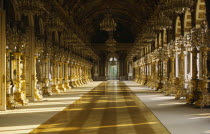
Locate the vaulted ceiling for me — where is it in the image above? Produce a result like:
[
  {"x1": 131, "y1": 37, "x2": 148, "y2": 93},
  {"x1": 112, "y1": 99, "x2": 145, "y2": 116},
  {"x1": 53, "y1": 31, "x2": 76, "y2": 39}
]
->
[{"x1": 61, "y1": 0, "x2": 159, "y2": 44}]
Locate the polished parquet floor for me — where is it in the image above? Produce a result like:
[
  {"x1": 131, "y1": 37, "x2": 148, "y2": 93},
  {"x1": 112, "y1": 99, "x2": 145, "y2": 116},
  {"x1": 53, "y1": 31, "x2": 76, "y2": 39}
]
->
[{"x1": 30, "y1": 81, "x2": 170, "y2": 134}]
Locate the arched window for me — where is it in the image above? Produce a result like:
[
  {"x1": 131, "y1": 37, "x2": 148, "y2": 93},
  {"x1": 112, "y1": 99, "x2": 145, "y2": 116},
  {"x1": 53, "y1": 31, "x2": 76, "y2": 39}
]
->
[
  {"x1": 109, "y1": 56, "x2": 118, "y2": 66},
  {"x1": 108, "y1": 56, "x2": 118, "y2": 62},
  {"x1": 107, "y1": 55, "x2": 119, "y2": 80},
  {"x1": 109, "y1": 57, "x2": 113, "y2": 61}
]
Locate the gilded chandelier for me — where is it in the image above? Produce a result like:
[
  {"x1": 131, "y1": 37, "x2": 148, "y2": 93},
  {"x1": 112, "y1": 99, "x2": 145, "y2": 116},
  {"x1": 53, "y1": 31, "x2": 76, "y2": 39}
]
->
[
  {"x1": 142, "y1": 26, "x2": 156, "y2": 41},
  {"x1": 100, "y1": 12, "x2": 117, "y2": 53},
  {"x1": 6, "y1": 27, "x2": 27, "y2": 53},
  {"x1": 106, "y1": 34, "x2": 117, "y2": 53},
  {"x1": 155, "y1": 12, "x2": 172, "y2": 30},
  {"x1": 16, "y1": 0, "x2": 44, "y2": 15},
  {"x1": 45, "y1": 15, "x2": 64, "y2": 32},
  {"x1": 189, "y1": 21, "x2": 210, "y2": 48},
  {"x1": 35, "y1": 38, "x2": 44, "y2": 56},
  {"x1": 162, "y1": 0, "x2": 194, "y2": 14},
  {"x1": 176, "y1": 36, "x2": 186, "y2": 52},
  {"x1": 100, "y1": 14, "x2": 117, "y2": 32}
]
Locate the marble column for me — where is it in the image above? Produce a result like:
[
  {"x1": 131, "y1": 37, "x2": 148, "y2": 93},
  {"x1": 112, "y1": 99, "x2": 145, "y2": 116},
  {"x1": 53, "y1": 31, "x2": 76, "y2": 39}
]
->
[
  {"x1": 150, "y1": 61, "x2": 154, "y2": 88},
  {"x1": 34, "y1": 55, "x2": 43, "y2": 100},
  {"x1": 195, "y1": 47, "x2": 210, "y2": 107},
  {"x1": 88, "y1": 66, "x2": 92, "y2": 82},
  {"x1": 187, "y1": 47, "x2": 199, "y2": 104},
  {"x1": 162, "y1": 58, "x2": 168, "y2": 92},
  {"x1": 64, "y1": 60, "x2": 71, "y2": 90},
  {"x1": 77, "y1": 63, "x2": 82, "y2": 86},
  {"x1": 78, "y1": 64, "x2": 83, "y2": 85},
  {"x1": 58, "y1": 60, "x2": 66, "y2": 92},
  {"x1": 69, "y1": 62, "x2": 74, "y2": 88},
  {"x1": 157, "y1": 59, "x2": 163, "y2": 90},
  {"x1": 166, "y1": 56, "x2": 176, "y2": 95},
  {"x1": 41, "y1": 56, "x2": 52, "y2": 96},
  {"x1": 138, "y1": 66, "x2": 141, "y2": 84},
  {"x1": 0, "y1": 10, "x2": 6, "y2": 110},
  {"x1": 84, "y1": 66, "x2": 87, "y2": 84},
  {"x1": 175, "y1": 50, "x2": 186, "y2": 99},
  {"x1": 74, "y1": 63, "x2": 79, "y2": 86},
  {"x1": 144, "y1": 58, "x2": 148, "y2": 85},
  {"x1": 154, "y1": 60, "x2": 158, "y2": 89},
  {"x1": 6, "y1": 49, "x2": 16, "y2": 108},
  {"x1": 68, "y1": 60, "x2": 72, "y2": 88},
  {"x1": 146, "y1": 62, "x2": 151, "y2": 87},
  {"x1": 135, "y1": 66, "x2": 138, "y2": 83},
  {"x1": 83, "y1": 66, "x2": 87, "y2": 84},
  {"x1": 71, "y1": 62, "x2": 77, "y2": 87},
  {"x1": 25, "y1": 15, "x2": 37, "y2": 101},
  {"x1": 51, "y1": 58, "x2": 60, "y2": 93}
]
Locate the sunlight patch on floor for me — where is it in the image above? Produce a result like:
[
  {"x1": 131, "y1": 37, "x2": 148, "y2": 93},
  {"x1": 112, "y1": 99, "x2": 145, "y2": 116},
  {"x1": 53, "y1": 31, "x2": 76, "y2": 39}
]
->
[
  {"x1": 30, "y1": 81, "x2": 169, "y2": 134},
  {"x1": 158, "y1": 102, "x2": 185, "y2": 106},
  {"x1": 0, "y1": 81, "x2": 103, "y2": 134},
  {"x1": 205, "y1": 130, "x2": 210, "y2": 133},
  {"x1": 31, "y1": 122, "x2": 159, "y2": 133}
]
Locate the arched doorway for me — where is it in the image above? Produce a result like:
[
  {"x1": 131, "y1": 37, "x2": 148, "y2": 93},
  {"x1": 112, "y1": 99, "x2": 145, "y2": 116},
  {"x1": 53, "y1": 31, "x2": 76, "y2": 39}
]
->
[{"x1": 107, "y1": 55, "x2": 119, "y2": 80}]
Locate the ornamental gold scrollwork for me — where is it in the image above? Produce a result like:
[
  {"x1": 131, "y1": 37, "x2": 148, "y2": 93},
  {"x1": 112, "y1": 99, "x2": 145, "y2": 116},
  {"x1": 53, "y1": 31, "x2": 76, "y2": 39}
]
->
[{"x1": 6, "y1": 26, "x2": 29, "y2": 107}]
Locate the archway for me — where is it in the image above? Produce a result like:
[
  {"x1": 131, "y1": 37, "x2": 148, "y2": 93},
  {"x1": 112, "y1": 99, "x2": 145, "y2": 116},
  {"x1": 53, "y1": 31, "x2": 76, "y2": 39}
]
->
[
  {"x1": 107, "y1": 55, "x2": 119, "y2": 80},
  {"x1": 183, "y1": 9, "x2": 192, "y2": 83}
]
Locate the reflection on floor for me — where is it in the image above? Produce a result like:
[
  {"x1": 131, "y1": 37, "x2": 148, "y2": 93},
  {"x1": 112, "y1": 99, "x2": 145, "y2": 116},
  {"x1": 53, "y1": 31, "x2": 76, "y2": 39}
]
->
[
  {"x1": 30, "y1": 81, "x2": 169, "y2": 134},
  {"x1": 0, "y1": 81, "x2": 102, "y2": 134},
  {"x1": 2, "y1": 81, "x2": 209, "y2": 134},
  {"x1": 124, "y1": 81, "x2": 210, "y2": 134}
]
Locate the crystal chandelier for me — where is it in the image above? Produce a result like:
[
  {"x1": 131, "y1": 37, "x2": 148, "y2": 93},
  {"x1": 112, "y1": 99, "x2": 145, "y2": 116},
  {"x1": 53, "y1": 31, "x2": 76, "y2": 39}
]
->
[
  {"x1": 188, "y1": 21, "x2": 210, "y2": 48},
  {"x1": 110, "y1": 60, "x2": 117, "y2": 66},
  {"x1": 168, "y1": 41, "x2": 176, "y2": 57},
  {"x1": 109, "y1": 56, "x2": 117, "y2": 66},
  {"x1": 142, "y1": 27, "x2": 156, "y2": 41},
  {"x1": 69, "y1": 33, "x2": 80, "y2": 46},
  {"x1": 35, "y1": 38, "x2": 44, "y2": 56},
  {"x1": 154, "y1": 12, "x2": 172, "y2": 30},
  {"x1": 106, "y1": 32, "x2": 117, "y2": 53},
  {"x1": 16, "y1": 0, "x2": 44, "y2": 15},
  {"x1": 176, "y1": 36, "x2": 186, "y2": 51},
  {"x1": 106, "y1": 32, "x2": 116, "y2": 47},
  {"x1": 100, "y1": 14, "x2": 117, "y2": 32},
  {"x1": 6, "y1": 27, "x2": 27, "y2": 53},
  {"x1": 199, "y1": 21, "x2": 210, "y2": 47},
  {"x1": 189, "y1": 28, "x2": 203, "y2": 47},
  {"x1": 63, "y1": 32, "x2": 71, "y2": 43},
  {"x1": 100, "y1": 12, "x2": 117, "y2": 53},
  {"x1": 45, "y1": 15, "x2": 64, "y2": 32},
  {"x1": 162, "y1": 0, "x2": 194, "y2": 14}
]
